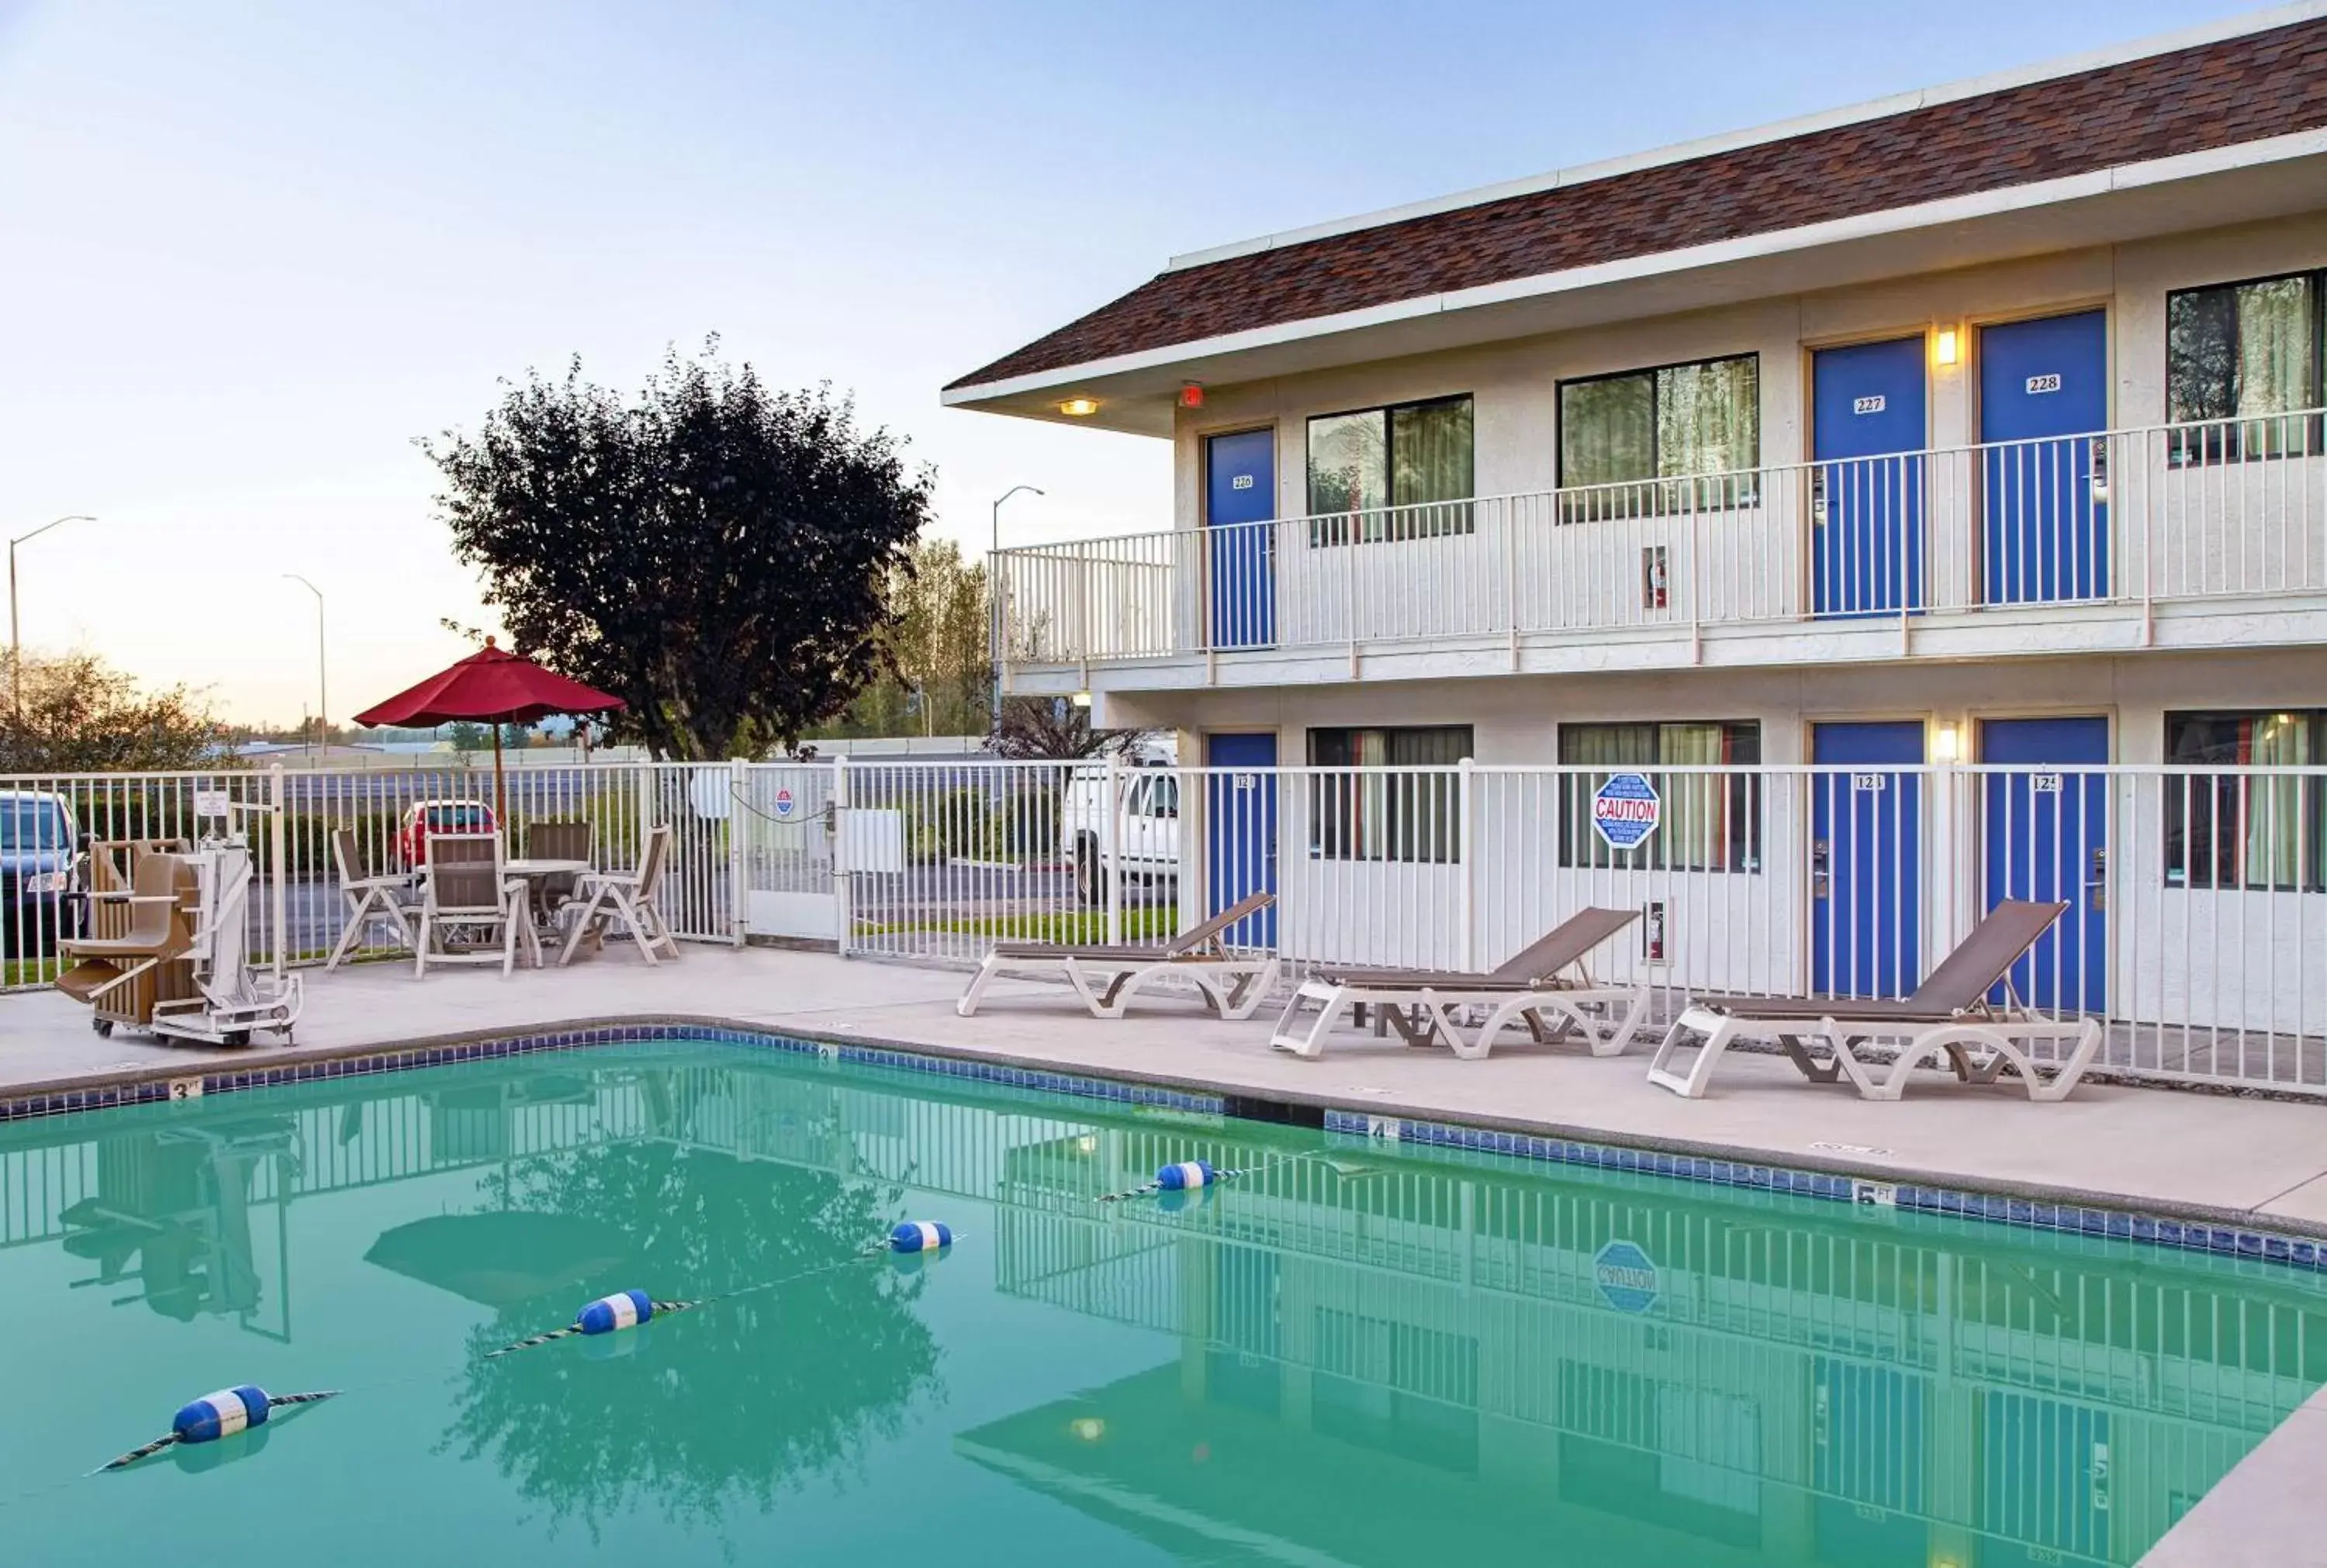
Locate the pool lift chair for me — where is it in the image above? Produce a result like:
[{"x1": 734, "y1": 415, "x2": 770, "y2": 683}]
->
[{"x1": 60, "y1": 803, "x2": 303, "y2": 1048}]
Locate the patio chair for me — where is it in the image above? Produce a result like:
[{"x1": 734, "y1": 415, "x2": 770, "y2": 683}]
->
[
  {"x1": 1644, "y1": 899, "x2": 2104, "y2": 1101},
  {"x1": 326, "y1": 827, "x2": 417, "y2": 971},
  {"x1": 416, "y1": 833, "x2": 535, "y2": 978},
  {"x1": 955, "y1": 890, "x2": 1280, "y2": 1021},
  {"x1": 521, "y1": 818, "x2": 594, "y2": 933},
  {"x1": 55, "y1": 851, "x2": 198, "y2": 1032},
  {"x1": 558, "y1": 824, "x2": 677, "y2": 966},
  {"x1": 1268, "y1": 907, "x2": 1647, "y2": 1061}
]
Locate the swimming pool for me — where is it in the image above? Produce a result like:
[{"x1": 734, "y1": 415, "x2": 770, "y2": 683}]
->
[{"x1": 3, "y1": 1034, "x2": 2318, "y2": 1566}]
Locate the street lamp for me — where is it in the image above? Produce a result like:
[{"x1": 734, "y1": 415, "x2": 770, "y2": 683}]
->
[
  {"x1": 989, "y1": 485, "x2": 1044, "y2": 739},
  {"x1": 9, "y1": 515, "x2": 96, "y2": 714},
  {"x1": 282, "y1": 575, "x2": 326, "y2": 757}
]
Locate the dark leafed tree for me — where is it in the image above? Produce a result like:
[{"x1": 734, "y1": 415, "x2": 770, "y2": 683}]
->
[
  {"x1": 422, "y1": 342, "x2": 934, "y2": 760},
  {"x1": 445, "y1": 1064, "x2": 941, "y2": 1540}
]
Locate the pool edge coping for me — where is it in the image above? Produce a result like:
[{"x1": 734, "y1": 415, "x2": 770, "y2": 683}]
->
[{"x1": 10, "y1": 1009, "x2": 2327, "y2": 1271}]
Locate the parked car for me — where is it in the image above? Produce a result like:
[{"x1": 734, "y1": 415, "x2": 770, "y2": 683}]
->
[
  {"x1": 394, "y1": 799, "x2": 497, "y2": 868},
  {"x1": 0, "y1": 790, "x2": 82, "y2": 961},
  {"x1": 1058, "y1": 744, "x2": 1179, "y2": 906}
]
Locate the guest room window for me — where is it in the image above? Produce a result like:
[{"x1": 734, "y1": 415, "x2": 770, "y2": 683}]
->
[
  {"x1": 1306, "y1": 396, "x2": 1475, "y2": 544},
  {"x1": 2166, "y1": 272, "x2": 2324, "y2": 465},
  {"x1": 1308, "y1": 724, "x2": 1471, "y2": 862},
  {"x1": 1558, "y1": 720, "x2": 1762, "y2": 872},
  {"x1": 2163, "y1": 710, "x2": 2325, "y2": 891},
  {"x1": 1558, "y1": 355, "x2": 1759, "y2": 518}
]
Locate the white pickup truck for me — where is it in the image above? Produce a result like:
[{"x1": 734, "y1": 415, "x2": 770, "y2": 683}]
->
[{"x1": 1057, "y1": 745, "x2": 1179, "y2": 906}]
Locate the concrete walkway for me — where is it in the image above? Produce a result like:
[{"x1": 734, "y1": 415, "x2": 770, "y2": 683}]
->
[{"x1": 9, "y1": 944, "x2": 2327, "y2": 1236}]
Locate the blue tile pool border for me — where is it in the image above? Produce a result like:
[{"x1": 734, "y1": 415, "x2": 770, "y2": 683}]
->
[{"x1": 5, "y1": 1021, "x2": 2324, "y2": 1278}]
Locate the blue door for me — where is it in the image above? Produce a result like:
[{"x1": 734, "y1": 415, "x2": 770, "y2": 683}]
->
[
  {"x1": 1812, "y1": 722, "x2": 1923, "y2": 998},
  {"x1": 1813, "y1": 337, "x2": 1927, "y2": 617},
  {"x1": 1206, "y1": 429, "x2": 1276, "y2": 649},
  {"x1": 1205, "y1": 731, "x2": 1277, "y2": 948},
  {"x1": 1812, "y1": 1359, "x2": 1931, "y2": 1568},
  {"x1": 1980, "y1": 1393, "x2": 2111, "y2": 1566},
  {"x1": 1982, "y1": 717, "x2": 2108, "y2": 1014},
  {"x1": 1980, "y1": 311, "x2": 2109, "y2": 603}
]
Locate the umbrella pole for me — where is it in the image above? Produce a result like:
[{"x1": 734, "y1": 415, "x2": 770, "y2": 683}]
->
[{"x1": 493, "y1": 722, "x2": 507, "y2": 832}]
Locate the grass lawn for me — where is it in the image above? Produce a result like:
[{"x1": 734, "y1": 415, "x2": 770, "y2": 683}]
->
[{"x1": 2, "y1": 958, "x2": 61, "y2": 989}]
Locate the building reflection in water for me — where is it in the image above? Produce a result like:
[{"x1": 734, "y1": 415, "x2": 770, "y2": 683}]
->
[
  {"x1": 969, "y1": 1123, "x2": 2327, "y2": 1568},
  {"x1": 6, "y1": 1052, "x2": 2323, "y2": 1563}
]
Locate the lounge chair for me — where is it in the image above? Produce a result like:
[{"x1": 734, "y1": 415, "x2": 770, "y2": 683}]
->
[
  {"x1": 955, "y1": 890, "x2": 1279, "y2": 1020},
  {"x1": 1268, "y1": 907, "x2": 1646, "y2": 1061},
  {"x1": 56, "y1": 851, "x2": 198, "y2": 1034},
  {"x1": 1644, "y1": 899, "x2": 2104, "y2": 1101},
  {"x1": 326, "y1": 827, "x2": 417, "y2": 971},
  {"x1": 558, "y1": 824, "x2": 677, "y2": 966},
  {"x1": 416, "y1": 833, "x2": 536, "y2": 977}
]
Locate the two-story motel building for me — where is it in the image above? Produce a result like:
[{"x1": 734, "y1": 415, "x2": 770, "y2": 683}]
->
[{"x1": 946, "y1": 8, "x2": 2327, "y2": 1037}]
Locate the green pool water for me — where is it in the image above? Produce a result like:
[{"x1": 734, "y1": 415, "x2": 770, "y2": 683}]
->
[{"x1": 3, "y1": 1038, "x2": 2319, "y2": 1566}]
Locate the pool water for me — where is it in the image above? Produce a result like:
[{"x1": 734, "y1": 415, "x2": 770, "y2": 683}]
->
[{"x1": 3, "y1": 1038, "x2": 2319, "y2": 1566}]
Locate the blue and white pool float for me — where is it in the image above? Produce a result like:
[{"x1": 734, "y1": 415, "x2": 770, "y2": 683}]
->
[
  {"x1": 577, "y1": 1289, "x2": 655, "y2": 1335},
  {"x1": 890, "y1": 1221, "x2": 952, "y2": 1254}
]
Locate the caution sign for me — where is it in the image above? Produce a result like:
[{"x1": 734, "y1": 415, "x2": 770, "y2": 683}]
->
[
  {"x1": 1594, "y1": 1240, "x2": 1659, "y2": 1314},
  {"x1": 1591, "y1": 772, "x2": 1661, "y2": 852}
]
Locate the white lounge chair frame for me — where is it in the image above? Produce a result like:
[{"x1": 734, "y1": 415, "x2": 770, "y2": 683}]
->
[
  {"x1": 326, "y1": 827, "x2": 417, "y2": 971},
  {"x1": 558, "y1": 824, "x2": 678, "y2": 966},
  {"x1": 1269, "y1": 907, "x2": 1648, "y2": 1062},
  {"x1": 956, "y1": 891, "x2": 1278, "y2": 1021},
  {"x1": 415, "y1": 833, "x2": 536, "y2": 978},
  {"x1": 1645, "y1": 900, "x2": 2105, "y2": 1101}
]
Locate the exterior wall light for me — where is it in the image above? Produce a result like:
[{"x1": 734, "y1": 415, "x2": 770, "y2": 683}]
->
[
  {"x1": 1070, "y1": 690, "x2": 1094, "y2": 708},
  {"x1": 1934, "y1": 327, "x2": 1961, "y2": 366},
  {"x1": 1931, "y1": 721, "x2": 1962, "y2": 762},
  {"x1": 1058, "y1": 396, "x2": 1101, "y2": 416}
]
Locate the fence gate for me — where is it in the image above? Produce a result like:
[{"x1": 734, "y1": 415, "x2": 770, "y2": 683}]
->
[{"x1": 736, "y1": 763, "x2": 839, "y2": 941}]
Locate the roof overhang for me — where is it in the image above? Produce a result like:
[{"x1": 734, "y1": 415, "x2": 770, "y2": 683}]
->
[{"x1": 944, "y1": 130, "x2": 2327, "y2": 437}]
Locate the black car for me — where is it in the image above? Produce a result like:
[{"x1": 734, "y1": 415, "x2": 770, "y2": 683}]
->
[{"x1": 1, "y1": 791, "x2": 82, "y2": 965}]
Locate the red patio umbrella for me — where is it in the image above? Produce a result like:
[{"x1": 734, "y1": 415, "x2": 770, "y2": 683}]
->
[{"x1": 353, "y1": 639, "x2": 625, "y2": 823}]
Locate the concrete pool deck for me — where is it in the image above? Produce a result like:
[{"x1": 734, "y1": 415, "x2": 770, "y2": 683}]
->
[
  {"x1": 9, "y1": 943, "x2": 2327, "y2": 1236},
  {"x1": 7, "y1": 944, "x2": 2326, "y2": 1566}
]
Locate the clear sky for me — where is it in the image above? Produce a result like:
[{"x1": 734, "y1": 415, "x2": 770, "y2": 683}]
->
[{"x1": 0, "y1": 0, "x2": 2263, "y2": 723}]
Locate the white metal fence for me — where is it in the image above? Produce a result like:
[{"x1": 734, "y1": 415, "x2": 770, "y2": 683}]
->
[
  {"x1": 6, "y1": 755, "x2": 2322, "y2": 1097},
  {"x1": 831, "y1": 757, "x2": 2327, "y2": 1096},
  {"x1": 993, "y1": 409, "x2": 2327, "y2": 666}
]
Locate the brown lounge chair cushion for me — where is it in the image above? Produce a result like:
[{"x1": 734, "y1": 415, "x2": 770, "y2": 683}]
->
[{"x1": 1309, "y1": 907, "x2": 1642, "y2": 990}]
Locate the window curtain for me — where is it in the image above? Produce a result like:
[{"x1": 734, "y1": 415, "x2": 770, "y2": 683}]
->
[
  {"x1": 1658, "y1": 357, "x2": 1759, "y2": 509},
  {"x1": 1391, "y1": 399, "x2": 1475, "y2": 540},
  {"x1": 2236, "y1": 277, "x2": 2317, "y2": 458},
  {"x1": 1561, "y1": 724, "x2": 1657, "y2": 866},
  {"x1": 1308, "y1": 411, "x2": 1388, "y2": 544},
  {"x1": 1658, "y1": 722, "x2": 1725, "y2": 872},
  {"x1": 2244, "y1": 713, "x2": 2313, "y2": 888},
  {"x1": 1560, "y1": 376, "x2": 1655, "y2": 520},
  {"x1": 2166, "y1": 288, "x2": 2239, "y2": 425},
  {"x1": 1388, "y1": 725, "x2": 1467, "y2": 861}
]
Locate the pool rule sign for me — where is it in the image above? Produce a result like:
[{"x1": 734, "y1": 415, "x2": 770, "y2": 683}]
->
[{"x1": 1590, "y1": 772, "x2": 1661, "y2": 853}]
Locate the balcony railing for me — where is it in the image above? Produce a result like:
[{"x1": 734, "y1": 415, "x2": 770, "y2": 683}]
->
[{"x1": 994, "y1": 410, "x2": 2327, "y2": 670}]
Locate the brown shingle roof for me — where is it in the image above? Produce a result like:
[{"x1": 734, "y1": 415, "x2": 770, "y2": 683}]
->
[{"x1": 949, "y1": 17, "x2": 2327, "y2": 391}]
